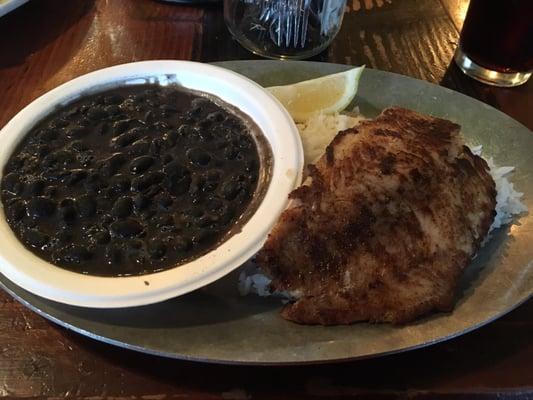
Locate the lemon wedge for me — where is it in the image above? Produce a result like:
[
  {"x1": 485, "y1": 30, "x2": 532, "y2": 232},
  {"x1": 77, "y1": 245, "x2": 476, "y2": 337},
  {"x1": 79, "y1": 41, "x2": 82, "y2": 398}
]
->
[{"x1": 267, "y1": 66, "x2": 364, "y2": 122}]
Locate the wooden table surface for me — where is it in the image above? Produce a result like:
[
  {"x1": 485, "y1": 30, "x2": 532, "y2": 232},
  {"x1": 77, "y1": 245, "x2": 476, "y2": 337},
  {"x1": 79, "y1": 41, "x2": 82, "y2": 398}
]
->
[{"x1": 0, "y1": 0, "x2": 531, "y2": 398}]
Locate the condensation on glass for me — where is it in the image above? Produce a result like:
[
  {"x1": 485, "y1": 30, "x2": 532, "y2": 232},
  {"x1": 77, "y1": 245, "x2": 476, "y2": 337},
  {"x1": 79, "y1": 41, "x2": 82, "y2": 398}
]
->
[{"x1": 224, "y1": 0, "x2": 347, "y2": 60}]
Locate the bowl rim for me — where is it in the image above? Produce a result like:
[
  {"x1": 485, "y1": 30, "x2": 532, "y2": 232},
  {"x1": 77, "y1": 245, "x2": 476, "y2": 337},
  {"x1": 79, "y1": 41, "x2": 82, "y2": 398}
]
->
[{"x1": 0, "y1": 60, "x2": 303, "y2": 308}]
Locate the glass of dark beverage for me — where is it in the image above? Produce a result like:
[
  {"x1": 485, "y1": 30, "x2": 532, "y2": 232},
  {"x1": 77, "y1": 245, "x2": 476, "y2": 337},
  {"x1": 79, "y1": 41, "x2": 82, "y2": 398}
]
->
[{"x1": 454, "y1": 0, "x2": 533, "y2": 87}]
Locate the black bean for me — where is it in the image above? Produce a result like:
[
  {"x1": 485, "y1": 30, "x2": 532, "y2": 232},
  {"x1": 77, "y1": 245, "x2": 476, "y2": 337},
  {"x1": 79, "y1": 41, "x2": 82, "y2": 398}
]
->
[
  {"x1": 191, "y1": 97, "x2": 210, "y2": 108},
  {"x1": 163, "y1": 161, "x2": 188, "y2": 177},
  {"x1": 112, "y1": 119, "x2": 131, "y2": 135},
  {"x1": 187, "y1": 148, "x2": 211, "y2": 166},
  {"x1": 78, "y1": 117, "x2": 92, "y2": 127},
  {"x1": 95, "y1": 122, "x2": 109, "y2": 136},
  {"x1": 83, "y1": 171, "x2": 107, "y2": 193},
  {"x1": 156, "y1": 193, "x2": 173, "y2": 209},
  {"x1": 197, "y1": 213, "x2": 219, "y2": 228},
  {"x1": 129, "y1": 139, "x2": 151, "y2": 157},
  {"x1": 110, "y1": 218, "x2": 143, "y2": 238},
  {"x1": 70, "y1": 140, "x2": 88, "y2": 152},
  {"x1": 76, "y1": 195, "x2": 96, "y2": 217},
  {"x1": 131, "y1": 171, "x2": 164, "y2": 192},
  {"x1": 43, "y1": 186, "x2": 57, "y2": 198},
  {"x1": 238, "y1": 135, "x2": 253, "y2": 149},
  {"x1": 249, "y1": 172, "x2": 258, "y2": 183},
  {"x1": 206, "y1": 197, "x2": 224, "y2": 212},
  {"x1": 57, "y1": 229, "x2": 73, "y2": 243},
  {"x1": 206, "y1": 169, "x2": 222, "y2": 182},
  {"x1": 87, "y1": 106, "x2": 107, "y2": 120},
  {"x1": 55, "y1": 245, "x2": 93, "y2": 264},
  {"x1": 148, "y1": 240, "x2": 166, "y2": 259},
  {"x1": 188, "y1": 207, "x2": 204, "y2": 218},
  {"x1": 160, "y1": 104, "x2": 177, "y2": 113},
  {"x1": 27, "y1": 197, "x2": 56, "y2": 218},
  {"x1": 177, "y1": 124, "x2": 198, "y2": 138},
  {"x1": 62, "y1": 169, "x2": 88, "y2": 186},
  {"x1": 223, "y1": 145, "x2": 239, "y2": 160},
  {"x1": 190, "y1": 195, "x2": 201, "y2": 205},
  {"x1": 37, "y1": 145, "x2": 51, "y2": 157},
  {"x1": 203, "y1": 182, "x2": 217, "y2": 193},
  {"x1": 2, "y1": 172, "x2": 24, "y2": 195},
  {"x1": 111, "y1": 127, "x2": 143, "y2": 148},
  {"x1": 192, "y1": 229, "x2": 214, "y2": 244},
  {"x1": 220, "y1": 181, "x2": 240, "y2": 201},
  {"x1": 197, "y1": 118, "x2": 213, "y2": 129},
  {"x1": 49, "y1": 118, "x2": 69, "y2": 129},
  {"x1": 60, "y1": 198, "x2": 75, "y2": 208},
  {"x1": 24, "y1": 229, "x2": 49, "y2": 248},
  {"x1": 222, "y1": 116, "x2": 243, "y2": 130},
  {"x1": 141, "y1": 209, "x2": 156, "y2": 220},
  {"x1": 64, "y1": 125, "x2": 89, "y2": 138},
  {"x1": 38, "y1": 128, "x2": 59, "y2": 141},
  {"x1": 152, "y1": 121, "x2": 170, "y2": 132},
  {"x1": 130, "y1": 239, "x2": 144, "y2": 249},
  {"x1": 129, "y1": 250, "x2": 148, "y2": 265},
  {"x1": 133, "y1": 193, "x2": 150, "y2": 211},
  {"x1": 206, "y1": 111, "x2": 225, "y2": 123},
  {"x1": 100, "y1": 153, "x2": 127, "y2": 177},
  {"x1": 144, "y1": 185, "x2": 162, "y2": 198},
  {"x1": 77, "y1": 152, "x2": 95, "y2": 167},
  {"x1": 43, "y1": 150, "x2": 75, "y2": 169},
  {"x1": 188, "y1": 175, "x2": 205, "y2": 196},
  {"x1": 111, "y1": 196, "x2": 133, "y2": 219},
  {"x1": 105, "y1": 245, "x2": 122, "y2": 264},
  {"x1": 143, "y1": 110, "x2": 155, "y2": 124},
  {"x1": 59, "y1": 205, "x2": 77, "y2": 222},
  {"x1": 146, "y1": 97, "x2": 160, "y2": 107},
  {"x1": 104, "y1": 105, "x2": 120, "y2": 116},
  {"x1": 102, "y1": 94, "x2": 122, "y2": 105},
  {"x1": 149, "y1": 138, "x2": 164, "y2": 155},
  {"x1": 107, "y1": 174, "x2": 130, "y2": 197},
  {"x1": 94, "y1": 230, "x2": 110, "y2": 245},
  {"x1": 174, "y1": 235, "x2": 191, "y2": 251},
  {"x1": 130, "y1": 156, "x2": 154, "y2": 175},
  {"x1": 154, "y1": 214, "x2": 174, "y2": 228},
  {"x1": 6, "y1": 200, "x2": 26, "y2": 222},
  {"x1": 79, "y1": 104, "x2": 90, "y2": 113},
  {"x1": 119, "y1": 97, "x2": 136, "y2": 112},
  {"x1": 162, "y1": 130, "x2": 179, "y2": 147}
]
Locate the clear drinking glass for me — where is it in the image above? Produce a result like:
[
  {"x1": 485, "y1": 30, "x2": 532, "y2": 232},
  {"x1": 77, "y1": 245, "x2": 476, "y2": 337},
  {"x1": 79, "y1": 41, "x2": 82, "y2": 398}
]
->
[
  {"x1": 224, "y1": 0, "x2": 347, "y2": 60},
  {"x1": 454, "y1": 0, "x2": 533, "y2": 87}
]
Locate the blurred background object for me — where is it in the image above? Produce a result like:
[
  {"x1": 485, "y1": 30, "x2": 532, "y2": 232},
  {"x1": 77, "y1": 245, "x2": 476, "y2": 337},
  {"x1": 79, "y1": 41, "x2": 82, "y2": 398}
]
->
[
  {"x1": 224, "y1": 0, "x2": 347, "y2": 59},
  {"x1": 159, "y1": 0, "x2": 221, "y2": 4},
  {"x1": 0, "y1": 0, "x2": 29, "y2": 18}
]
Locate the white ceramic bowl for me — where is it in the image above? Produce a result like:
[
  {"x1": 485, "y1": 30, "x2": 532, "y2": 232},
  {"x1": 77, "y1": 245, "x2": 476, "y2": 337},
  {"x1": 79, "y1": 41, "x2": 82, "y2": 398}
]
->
[{"x1": 0, "y1": 60, "x2": 303, "y2": 308}]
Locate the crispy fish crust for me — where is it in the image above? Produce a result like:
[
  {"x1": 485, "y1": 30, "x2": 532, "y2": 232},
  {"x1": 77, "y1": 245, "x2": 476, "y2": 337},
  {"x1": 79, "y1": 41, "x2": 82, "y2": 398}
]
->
[{"x1": 256, "y1": 107, "x2": 496, "y2": 325}]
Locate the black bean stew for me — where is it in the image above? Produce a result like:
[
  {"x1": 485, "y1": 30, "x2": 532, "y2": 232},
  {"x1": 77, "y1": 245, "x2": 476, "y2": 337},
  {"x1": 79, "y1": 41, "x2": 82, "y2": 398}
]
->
[{"x1": 1, "y1": 84, "x2": 271, "y2": 276}]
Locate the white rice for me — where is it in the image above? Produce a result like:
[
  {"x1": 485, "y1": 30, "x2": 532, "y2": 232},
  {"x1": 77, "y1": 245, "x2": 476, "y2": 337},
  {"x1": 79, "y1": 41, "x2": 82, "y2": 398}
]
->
[
  {"x1": 297, "y1": 111, "x2": 366, "y2": 165},
  {"x1": 238, "y1": 117, "x2": 528, "y2": 298}
]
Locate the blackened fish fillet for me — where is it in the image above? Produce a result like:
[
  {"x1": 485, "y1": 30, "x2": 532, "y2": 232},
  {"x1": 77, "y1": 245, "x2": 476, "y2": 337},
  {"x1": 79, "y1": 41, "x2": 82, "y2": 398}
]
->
[{"x1": 257, "y1": 107, "x2": 496, "y2": 325}]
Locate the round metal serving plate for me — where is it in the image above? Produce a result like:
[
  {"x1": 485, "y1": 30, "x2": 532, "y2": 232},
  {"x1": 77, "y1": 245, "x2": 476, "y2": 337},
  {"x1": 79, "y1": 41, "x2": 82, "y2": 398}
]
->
[{"x1": 1, "y1": 61, "x2": 532, "y2": 365}]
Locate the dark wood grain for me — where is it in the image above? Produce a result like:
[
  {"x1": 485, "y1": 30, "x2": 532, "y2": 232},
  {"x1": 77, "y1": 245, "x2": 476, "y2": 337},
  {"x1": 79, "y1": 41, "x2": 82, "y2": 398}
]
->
[
  {"x1": 0, "y1": 0, "x2": 531, "y2": 398},
  {"x1": 0, "y1": 0, "x2": 204, "y2": 128}
]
